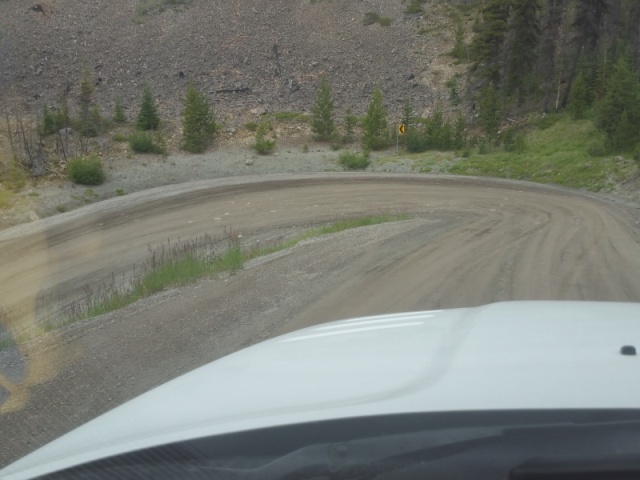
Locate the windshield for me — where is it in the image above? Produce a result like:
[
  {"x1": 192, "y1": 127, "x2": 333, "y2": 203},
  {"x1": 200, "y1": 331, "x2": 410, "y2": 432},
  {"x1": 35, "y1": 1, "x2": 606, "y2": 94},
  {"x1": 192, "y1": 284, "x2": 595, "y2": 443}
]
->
[{"x1": 2, "y1": 0, "x2": 640, "y2": 478}]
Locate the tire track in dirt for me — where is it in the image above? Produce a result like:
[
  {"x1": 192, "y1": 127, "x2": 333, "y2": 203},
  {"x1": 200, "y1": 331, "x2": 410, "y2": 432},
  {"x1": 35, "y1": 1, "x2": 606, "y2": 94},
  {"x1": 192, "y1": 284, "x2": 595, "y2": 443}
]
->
[{"x1": 1, "y1": 173, "x2": 640, "y2": 467}]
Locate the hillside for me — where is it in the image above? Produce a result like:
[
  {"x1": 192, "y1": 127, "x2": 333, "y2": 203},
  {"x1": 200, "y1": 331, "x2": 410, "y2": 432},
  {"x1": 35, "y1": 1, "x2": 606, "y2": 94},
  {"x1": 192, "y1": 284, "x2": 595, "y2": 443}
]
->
[{"x1": 0, "y1": 0, "x2": 467, "y2": 120}]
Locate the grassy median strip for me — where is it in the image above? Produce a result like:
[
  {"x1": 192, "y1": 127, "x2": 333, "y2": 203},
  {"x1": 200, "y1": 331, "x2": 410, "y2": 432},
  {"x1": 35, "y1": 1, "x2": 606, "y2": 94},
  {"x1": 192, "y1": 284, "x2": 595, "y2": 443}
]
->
[{"x1": 59, "y1": 214, "x2": 408, "y2": 325}]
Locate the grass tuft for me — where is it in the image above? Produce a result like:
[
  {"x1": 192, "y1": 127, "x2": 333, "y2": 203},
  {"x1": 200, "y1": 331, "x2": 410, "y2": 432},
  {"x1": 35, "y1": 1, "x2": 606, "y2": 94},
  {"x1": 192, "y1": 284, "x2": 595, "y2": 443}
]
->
[
  {"x1": 449, "y1": 115, "x2": 633, "y2": 191},
  {"x1": 57, "y1": 215, "x2": 409, "y2": 326}
]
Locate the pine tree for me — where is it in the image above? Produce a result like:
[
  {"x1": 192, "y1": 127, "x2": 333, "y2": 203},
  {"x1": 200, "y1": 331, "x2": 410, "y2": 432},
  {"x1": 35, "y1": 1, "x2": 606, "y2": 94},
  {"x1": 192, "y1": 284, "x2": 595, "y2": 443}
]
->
[
  {"x1": 479, "y1": 85, "x2": 501, "y2": 140},
  {"x1": 78, "y1": 66, "x2": 99, "y2": 137},
  {"x1": 311, "y1": 76, "x2": 336, "y2": 141},
  {"x1": 181, "y1": 83, "x2": 216, "y2": 153},
  {"x1": 136, "y1": 83, "x2": 160, "y2": 130},
  {"x1": 342, "y1": 107, "x2": 357, "y2": 144},
  {"x1": 596, "y1": 56, "x2": 640, "y2": 150},
  {"x1": 613, "y1": 109, "x2": 640, "y2": 151},
  {"x1": 507, "y1": 0, "x2": 541, "y2": 104},
  {"x1": 113, "y1": 97, "x2": 127, "y2": 124},
  {"x1": 453, "y1": 112, "x2": 466, "y2": 149},
  {"x1": 426, "y1": 108, "x2": 444, "y2": 149},
  {"x1": 401, "y1": 98, "x2": 414, "y2": 131},
  {"x1": 252, "y1": 120, "x2": 276, "y2": 154},
  {"x1": 568, "y1": 71, "x2": 589, "y2": 119},
  {"x1": 40, "y1": 105, "x2": 55, "y2": 136},
  {"x1": 470, "y1": 0, "x2": 513, "y2": 85},
  {"x1": 362, "y1": 87, "x2": 389, "y2": 151},
  {"x1": 539, "y1": 0, "x2": 564, "y2": 112}
]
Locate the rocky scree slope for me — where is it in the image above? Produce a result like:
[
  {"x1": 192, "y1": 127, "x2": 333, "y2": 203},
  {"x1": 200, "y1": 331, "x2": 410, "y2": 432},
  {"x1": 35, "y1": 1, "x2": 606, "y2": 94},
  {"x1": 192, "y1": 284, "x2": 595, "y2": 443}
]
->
[{"x1": 0, "y1": 0, "x2": 465, "y2": 121}]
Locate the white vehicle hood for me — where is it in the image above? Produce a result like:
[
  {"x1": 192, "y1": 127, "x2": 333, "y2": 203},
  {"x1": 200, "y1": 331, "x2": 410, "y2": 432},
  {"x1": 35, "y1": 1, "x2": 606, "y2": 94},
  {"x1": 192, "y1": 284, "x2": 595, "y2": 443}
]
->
[{"x1": 2, "y1": 301, "x2": 640, "y2": 479}]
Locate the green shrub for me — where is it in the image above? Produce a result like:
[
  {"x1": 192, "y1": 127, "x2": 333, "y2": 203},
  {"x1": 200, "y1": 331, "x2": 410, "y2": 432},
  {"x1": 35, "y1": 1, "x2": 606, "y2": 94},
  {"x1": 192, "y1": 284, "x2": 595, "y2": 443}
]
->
[
  {"x1": 502, "y1": 127, "x2": 527, "y2": 153},
  {"x1": 478, "y1": 138, "x2": 491, "y2": 155},
  {"x1": 363, "y1": 12, "x2": 391, "y2": 26},
  {"x1": 244, "y1": 121, "x2": 258, "y2": 132},
  {"x1": 252, "y1": 121, "x2": 276, "y2": 154},
  {"x1": 634, "y1": 143, "x2": 640, "y2": 167},
  {"x1": 112, "y1": 133, "x2": 128, "y2": 142},
  {"x1": 404, "y1": 2, "x2": 424, "y2": 14},
  {"x1": 405, "y1": 126, "x2": 430, "y2": 153},
  {"x1": 128, "y1": 131, "x2": 165, "y2": 154},
  {"x1": 587, "y1": 140, "x2": 607, "y2": 157},
  {"x1": 339, "y1": 151, "x2": 370, "y2": 170},
  {"x1": 67, "y1": 156, "x2": 105, "y2": 185}
]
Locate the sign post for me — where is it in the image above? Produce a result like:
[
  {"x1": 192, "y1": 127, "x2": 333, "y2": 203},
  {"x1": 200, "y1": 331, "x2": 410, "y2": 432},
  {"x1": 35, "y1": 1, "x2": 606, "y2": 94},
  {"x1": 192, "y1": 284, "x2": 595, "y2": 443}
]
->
[{"x1": 397, "y1": 123, "x2": 406, "y2": 155}]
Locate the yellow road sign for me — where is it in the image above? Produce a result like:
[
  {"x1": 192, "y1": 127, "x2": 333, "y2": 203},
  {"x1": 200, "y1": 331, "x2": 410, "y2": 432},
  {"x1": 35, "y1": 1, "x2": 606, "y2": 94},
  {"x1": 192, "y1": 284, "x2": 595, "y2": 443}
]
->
[{"x1": 398, "y1": 123, "x2": 406, "y2": 135}]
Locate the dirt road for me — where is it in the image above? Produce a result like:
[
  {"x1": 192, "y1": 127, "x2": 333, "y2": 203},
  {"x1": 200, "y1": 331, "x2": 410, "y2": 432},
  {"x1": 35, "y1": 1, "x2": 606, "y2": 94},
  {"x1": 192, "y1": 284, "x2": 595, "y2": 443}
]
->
[{"x1": 2, "y1": 173, "x2": 640, "y2": 466}]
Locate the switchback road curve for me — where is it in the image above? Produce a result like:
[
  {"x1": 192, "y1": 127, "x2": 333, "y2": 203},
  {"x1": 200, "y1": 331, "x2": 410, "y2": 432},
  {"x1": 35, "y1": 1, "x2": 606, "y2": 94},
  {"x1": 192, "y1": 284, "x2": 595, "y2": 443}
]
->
[{"x1": 1, "y1": 173, "x2": 640, "y2": 466}]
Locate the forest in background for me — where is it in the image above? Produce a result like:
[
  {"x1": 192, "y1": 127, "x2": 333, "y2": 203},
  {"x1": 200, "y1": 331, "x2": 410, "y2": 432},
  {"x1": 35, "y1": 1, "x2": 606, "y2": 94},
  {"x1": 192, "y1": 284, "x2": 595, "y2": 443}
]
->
[{"x1": 468, "y1": 0, "x2": 640, "y2": 153}]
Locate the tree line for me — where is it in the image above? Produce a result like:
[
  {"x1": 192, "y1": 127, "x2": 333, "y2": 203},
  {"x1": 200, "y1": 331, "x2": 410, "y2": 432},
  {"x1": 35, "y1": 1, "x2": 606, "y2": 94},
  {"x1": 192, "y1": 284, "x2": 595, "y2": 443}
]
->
[{"x1": 469, "y1": 0, "x2": 640, "y2": 153}]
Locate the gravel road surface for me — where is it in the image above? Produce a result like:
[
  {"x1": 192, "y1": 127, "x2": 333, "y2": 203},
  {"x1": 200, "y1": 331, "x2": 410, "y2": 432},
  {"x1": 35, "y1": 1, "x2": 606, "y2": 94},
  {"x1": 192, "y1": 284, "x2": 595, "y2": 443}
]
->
[{"x1": 1, "y1": 173, "x2": 640, "y2": 467}]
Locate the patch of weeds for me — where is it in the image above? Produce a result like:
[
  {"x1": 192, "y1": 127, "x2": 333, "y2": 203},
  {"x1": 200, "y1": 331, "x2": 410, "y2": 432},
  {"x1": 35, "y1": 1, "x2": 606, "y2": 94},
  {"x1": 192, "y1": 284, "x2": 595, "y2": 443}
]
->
[
  {"x1": 363, "y1": 12, "x2": 391, "y2": 26},
  {"x1": 128, "y1": 131, "x2": 166, "y2": 155},
  {"x1": 55, "y1": 204, "x2": 67, "y2": 213},
  {"x1": 28, "y1": 191, "x2": 40, "y2": 197},
  {"x1": 0, "y1": 161, "x2": 27, "y2": 192},
  {"x1": 267, "y1": 111, "x2": 310, "y2": 123},
  {"x1": 115, "y1": 188, "x2": 126, "y2": 196},
  {"x1": 302, "y1": 143, "x2": 309, "y2": 153},
  {"x1": 0, "y1": 189, "x2": 12, "y2": 208},
  {"x1": 338, "y1": 150, "x2": 370, "y2": 170},
  {"x1": 404, "y1": 0, "x2": 426, "y2": 15},
  {"x1": 60, "y1": 215, "x2": 410, "y2": 326},
  {"x1": 450, "y1": 115, "x2": 630, "y2": 191},
  {"x1": 67, "y1": 156, "x2": 105, "y2": 185},
  {"x1": 244, "y1": 121, "x2": 258, "y2": 132},
  {"x1": 112, "y1": 133, "x2": 128, "y2": 143},
  {"x1": 84, "y1": 188, "x2": 99, "y2": 198}
]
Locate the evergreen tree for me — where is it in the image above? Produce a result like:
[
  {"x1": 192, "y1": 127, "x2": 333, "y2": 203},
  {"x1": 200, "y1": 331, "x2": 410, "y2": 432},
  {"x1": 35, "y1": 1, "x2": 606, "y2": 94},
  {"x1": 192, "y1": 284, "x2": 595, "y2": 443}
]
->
[
  {"x1": 453, "y1": 112, "x2": 466, "y2": 149},
  {"x1": 311, "y1": 75, "x2": 336, "y2": 141},
  {"x1": 252, "y1": 120, "x2": 276, "y2": 154},
  {"x1": 568, "y1": 71, "x2": 589, "y2": 119},
  {"x1": 136, "y1": 83, "x2": 160, "y2": 130},
  {"x1": 507, "y1": 0, "x2": 541, "y2": 104},
  {"x1": 470, "y1": 0, "x2": 512, "y2": 85},
  {"x1": 613, "y1": 109, "x2": 640, "y2": 151},
  {"x1": 539, "y1": 0, "x2": 564, "y2": 112},
  {"x1": 479, "y1": 84, "x2": 502, "y2": 139},
  {"x1": 113, "y1": 97, "x2": 127, "y2": 124},
  {"x1": 401, "y1": 98, "x2": 414, "y2": 131},
  {"x1": 362, "y1": 86, "x2": 389, "y2": 151},
  {"x1": 596, "y1": 56, "x2": 640, "y2": 150},
  {"x1": 181, "y1": 83, "x2": 216, "y2": 153},
  {"x1": 78, "y1": 66, "x2": 99, "y2": 137},
  {"x1": 40, "y1": 105, "x2": 55, "y2": 136},
  {"x1": 427, "y1": 108, "x2": 445, "y2": 148},
  {"x1": 342, "y1": 107, "x2": 357, "y2": 144}
]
